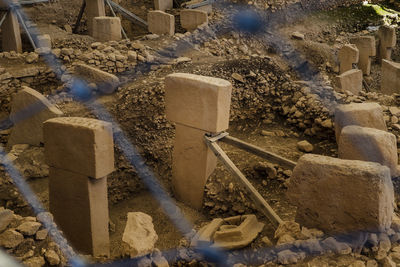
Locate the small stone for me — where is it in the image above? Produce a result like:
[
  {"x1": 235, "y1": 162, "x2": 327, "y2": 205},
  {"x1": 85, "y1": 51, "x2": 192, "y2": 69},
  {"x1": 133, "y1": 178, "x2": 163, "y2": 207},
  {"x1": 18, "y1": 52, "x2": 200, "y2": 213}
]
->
[
  {"x1": 277, "y1": 233, "x2": 295, "y2": 245},
  {"x1": 366, "y1": 260, "x2": 378, "y2": 267},
  {"x1": 16, "y1": 221, "x2": 41, "y2": 236},
  {"x1": 23, "y1": 256, "x2": 45, "y2": 267},
  {"x1": 321, "y1": 237, "x2": 352, "y2": 254},
  {"x1": 35, "y1": 229, "x2": 48, "y2": 240},
  {"x1": 297, "y1": 140, "x2": 314, "y2": 152},
  {"x1": 277, "y1": 250, "x2": 305, "y2": 265},
  {"x1": 261, "y1": 236, "x2": 273, "y2": 246},
  {"x1": 26, "y1": 53, "x2": 39, "y2": 64},
  {"x1": 291, "y1": 31, "x2": 305, "y2": 40},
  {"x1": 0, "y1": 209, "x2": 14, "y2": 232},
  {"x1": 380, "y1": 256, "x2": 396, "y2": 267},
  {"x1": 232, "y1": 73, "x2": 245, "y2": 83},
  {"x1": 0, "y1": 229, "x2": 24, "y2": 248},
  {"x1": 45, "y1": 249, "x2": 60, "y2": 265}
]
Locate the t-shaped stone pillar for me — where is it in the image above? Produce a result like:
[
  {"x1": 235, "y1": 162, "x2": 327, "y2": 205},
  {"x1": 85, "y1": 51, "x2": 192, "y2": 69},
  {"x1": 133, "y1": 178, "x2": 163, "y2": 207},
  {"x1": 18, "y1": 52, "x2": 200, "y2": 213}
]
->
[
  {"x1": 86, "y1": 0, "x2": 106, "y2": 35},
  {"x1": 44, "y1": 117, "x2": 114, "y2": 257},
  {"x1": 165, "y1": 73, "x2": 232, "y2": 209},
  {"x1": 0, "y1": 0, "x2": 22, "y2": 53},
  {"x1": 350, "y1": 36, "x2": 376, "y2": 76},
  {"x1": 377, "y1": 25, "x2": 396, "y2": 63},
  {"x1": 338, "y1": 44, "x2": 359, "y2": 74}
]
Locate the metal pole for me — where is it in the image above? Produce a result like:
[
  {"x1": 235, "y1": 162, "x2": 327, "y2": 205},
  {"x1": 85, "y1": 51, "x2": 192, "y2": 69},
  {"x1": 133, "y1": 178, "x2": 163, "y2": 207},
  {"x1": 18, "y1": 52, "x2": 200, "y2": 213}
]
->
[
  {"x1": 0, "y1": 11, "x2": 8, "y2": 28},
  {"x1": 205, "y1": 135, "x2": 283, "y2": 228},
  {"x1": 14, "y1": 8, "x2": 37, "y2": 50},
  {"x1": 105, "y1": 0, "x2": 128, "y2": 39},
  {"x1": 73, "y1": 0, "x2": 86, "y2": 34}
]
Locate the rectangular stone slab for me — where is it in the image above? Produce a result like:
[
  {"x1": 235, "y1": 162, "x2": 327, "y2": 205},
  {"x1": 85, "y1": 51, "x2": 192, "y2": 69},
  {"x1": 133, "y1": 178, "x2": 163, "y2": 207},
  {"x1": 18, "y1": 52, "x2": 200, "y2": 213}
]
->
[
  {"x1": 287, "y1": 154, "x2": 394, "y2": 234},
  {"x1": 154, "y1": 0, "x2": 172, "y2": 11},
  {"x1": 86, "y1": 0, "x2": 106, "y2": 35},
  {"x1": 148, "y1": 11, "x2": 174, "y2": 36},
  {"x1": 92, "y1": 16, "x2": 122, "y2": 42},
  {"x1": 172, "y1": 124, "x2": 217, "y2": 209},
  {"x1": 180, "y1": 9, "x2": 208, "y2": 31},
  {"x1": 49, "y1": 167, "x2": 109, "y2": 257},
  {"x1": 165, "y1": 73, "x2": 232, "y2": 132},
  {"x1": 381, "y1": 59, "x2": 400, "y2": 95},
  {"x1": 339, "y1": 125, "x2": 399, "y2": 177},
  {"x1": 335, "y1": 69, "x2": 362, "y2": 95},
  {"x1": 43, "y1": 117, "x2": 114, "y2": 178}
]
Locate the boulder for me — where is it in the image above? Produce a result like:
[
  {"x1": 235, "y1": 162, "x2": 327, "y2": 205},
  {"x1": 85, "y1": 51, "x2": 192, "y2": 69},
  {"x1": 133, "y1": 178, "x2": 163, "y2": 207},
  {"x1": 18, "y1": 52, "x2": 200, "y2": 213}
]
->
[{"x1": 74, "y1": 63, "x2": 120, "y2": 94}]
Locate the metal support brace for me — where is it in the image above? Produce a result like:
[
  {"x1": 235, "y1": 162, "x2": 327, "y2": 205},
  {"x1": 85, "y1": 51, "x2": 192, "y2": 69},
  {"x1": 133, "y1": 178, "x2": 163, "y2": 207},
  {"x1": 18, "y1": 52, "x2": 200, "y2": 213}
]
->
[
  {"x1": 204, "y1": 133, "x2": 283, "y2": 228},
  {"x1": 105, "y1": 0, "x2": 128, "y2": 39},
  {"x1": 183, "y1": 0, "x2": 214, "y2": 9},
  {"x1": 14, "y1": 8, "x2": 36, "y2": 50},
  {"x1": 106, "y1": 0, "x2": 147, "y2": 28},
  {"x1": 0, "y1": 11, "x2": 8, "y2": 28},
  {"x1": 73, "y1": 0, "x2": 86, "y2": 34}
]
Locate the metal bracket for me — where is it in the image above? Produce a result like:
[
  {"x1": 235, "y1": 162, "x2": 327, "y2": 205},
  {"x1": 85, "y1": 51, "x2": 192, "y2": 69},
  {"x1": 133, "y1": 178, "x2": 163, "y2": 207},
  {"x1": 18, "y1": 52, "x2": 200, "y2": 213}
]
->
[
  {"x1": 205, "y1": 131, "x2": 229, "y2": 143},
  {"x1": 183, "y1": 0, "x2": 214, "y2": 9}
]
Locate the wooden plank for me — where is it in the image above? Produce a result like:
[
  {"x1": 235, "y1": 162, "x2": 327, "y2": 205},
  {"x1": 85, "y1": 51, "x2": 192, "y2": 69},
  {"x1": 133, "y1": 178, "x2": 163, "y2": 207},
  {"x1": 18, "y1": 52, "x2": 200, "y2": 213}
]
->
[
  {"x1": 220, "y1": 135, "x2": 297, "y2": 170},
  {"x1": 205, "y1": 136, "x2": 283, "y2": 228}
]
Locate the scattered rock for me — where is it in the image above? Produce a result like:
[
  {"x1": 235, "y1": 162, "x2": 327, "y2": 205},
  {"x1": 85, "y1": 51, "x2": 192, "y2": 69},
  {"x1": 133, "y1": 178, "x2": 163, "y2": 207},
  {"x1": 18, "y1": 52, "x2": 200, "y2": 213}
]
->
[
  {"x1": 16, "y1": 221, "x2": 41, "y2": 236},
  {"x1": 0, "y1": 229, "x2": 24, "y2": 248},
  {"x1": 297, "y1": 140, "x2": 314, "y2": 152},
  {"x1": 45, "y1": 249, "x2": 60, "y2": 265}
]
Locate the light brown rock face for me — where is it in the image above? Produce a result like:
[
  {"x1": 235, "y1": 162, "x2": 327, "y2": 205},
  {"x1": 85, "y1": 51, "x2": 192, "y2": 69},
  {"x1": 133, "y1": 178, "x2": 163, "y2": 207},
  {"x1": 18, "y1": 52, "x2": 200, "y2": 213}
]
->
[
  {"x1": 350, "y1": 36, "x2": 376, "y2": 75},
  {"x1": 334, "y1": 102, "x2": 387, "y2": 143},
  {"x1": 148, "y1": 11, "x2": 174, "y2": 36},
  {"x1": 287, "y1": 154, "x2": 394, "y2": 234},
  {"x1": 8, "y1": 87, "x2": 63, "y2": 147},
  {"x1": 122, "y1": 212, "x2": 158, "y2": 258},
  {"x1": 335, "y1": 69, "x2": 363, "y2": 95},
  {"x1": 74, "y1": 63, "x2": 120, "y2": 94},
  {"x1": 338, "y1": 44, "x2": 359, "y2": 74},
  {"x1": 381, "y1": 59, "x2": 400, "y2": 95},
  {"x1": 43, "y1": 117, "x2": 114, "y2": 178},
  {"x1": 339, "y1": 126, "x2": 400, "y2": 177}
]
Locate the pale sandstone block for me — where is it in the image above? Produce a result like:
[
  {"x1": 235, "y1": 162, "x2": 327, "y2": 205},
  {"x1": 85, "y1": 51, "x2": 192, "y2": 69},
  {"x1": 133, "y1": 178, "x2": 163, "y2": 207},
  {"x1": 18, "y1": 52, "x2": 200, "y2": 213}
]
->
[
  {"x1": 86, "y1": 0, "x2": 106, "y2": 35},
  {"x1": 335, "y1": 69, "x2": 362, "y2": 95},
  {"x1": 381, "y1": 59, "x2": 400, "y2": 95},
  {"x1": 339, "y1": 125, "x2": 400, "y2": 177},
  {"x1": 92, "y1": 16, "x2": 121, "y2": 42},
  {"x1": 165, "y1": 73, "x2": 232, "y2": 132},
  {"x1": 8, "y1": 87, "x2": 63, "y2": 147},
  {"x1": 1, "y1": 11, "x2": 22, "y2": 53},
  {"x1": 43, "y1": 117, "x2": 114, "y2": 178},
  {"x1": 180, "y1": 9, "x2": 208, "y2": 32},
  {"x1": 74, "y1": 63, "x2": 120, "y2": 94},
  {"x1": 334, "y1": 102, "x2": 387, "y2": 143},
  {"x1": 148, "y1": 11, "x2": 174, "y2": 36},
  {"x1": 172, "y1": 124, "x2": 217, "y2": 209},
  {"x1": 287, "y1": 154, "x2": 394, "y2": 234},
  {"x1": 378, "y1": 25, "x2": 396, "y2": 63},
  {"x1": 49, "y1": 167, "x2": 109, "y2": 257},
  {"x1": 338, "y1": 44, "x2": 359, "y2": 74},
  {"x1": 154, "y1": 0, "x2": 172, "y2": 11},
  {"x1": 37, "y1": 34, "x2": 51, "y2": 49},
  {"x1": 350, "y1": 36, "x2": 376, "y2": 75}
]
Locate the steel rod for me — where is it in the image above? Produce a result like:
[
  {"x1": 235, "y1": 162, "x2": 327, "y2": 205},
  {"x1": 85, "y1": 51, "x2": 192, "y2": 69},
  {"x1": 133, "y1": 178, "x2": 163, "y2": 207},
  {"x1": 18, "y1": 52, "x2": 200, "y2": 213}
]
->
[
  {"x1": 0, "y1": 11, "x2": 8, "y2": 28},
  {"x1": 205, "y1": 136, "x2": 283, "y2": 228},
  {"x1": 220, "y1": 135, "x2": 297, "y2": 170},
  {"x1": 73, "y1": 0, "x2": 86, "y2": 34},
  {"x1": 105, "y1": 0, "x2": 128, "y2": 39},
  {"x1": 107, "y1": 0, "x2": 147, "y2": 27},
  {"x1": 14, "y1": 9, "x2": 36, "y2": 50}
]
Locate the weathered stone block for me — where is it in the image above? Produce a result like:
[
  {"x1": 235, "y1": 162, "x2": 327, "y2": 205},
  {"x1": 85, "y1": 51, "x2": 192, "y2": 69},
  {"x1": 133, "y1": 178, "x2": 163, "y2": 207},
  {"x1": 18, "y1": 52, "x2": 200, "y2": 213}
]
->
[
  {"x1": 86, "y1": 0, "x2": 106, "y2": 35},
  {"x1": 172, "y1": 124, "x2": 217, "y2": 209},
  {"x1": 37, "y1": 34, "x2": 51, "y2": 49},
  {"x1": 122, "y1": 212, "x2": 158, "y2": 257},
  {"x1": 350, "y1": 36, "x2": 376, "y2": 75},
  {"x1": 92, "y1": 16, "x2": 121, "y2": 42},
  {"x1": 8, "y1": 87, "x2": 63, "y2": 147},
  {"x1": 381, "y1": 59, "x2": 400, "y2": 95},
  {"x1": 165, "y1": 73, "x2": 232, "y2": 132},
  {"x1": 1, "y1": 10, "x2": 22, "y2": 53},
  {"x1": 180, "y1": 9, "x2": 208, "y2": 32},
  {"x1": 287, "y1": 154, "x2": 394, "y2": 234},
  {"x1": 154, "y1": 0, "x2": 172, "y2": 11},
  {"x1": 378, "y1": 25, "x2": 396, "y2": 62},
  {"x1": 43, "y1": 117, "x2": 114, "y2": 178},
  {"x1": 74, "y1": 63, "x2": 120, "y2": 94},
  {"x1": 338, "y1": 44, "x2": 359, "y2": 74},
  {"x1": 339, "y1": 125, "x2": 400, "y2": 177},
  {"x1": 49, "y1": 167, "x2": 109, "y2": 257},
  {"x1": 148, "y1": 11, "x2": 174, "y2": 36},
  {"x1": 334, "y1": 102, "x2": 387, "y2": 143},
  {"x1": 335, "y1": 69, "x2": 363, "y2": 95}
]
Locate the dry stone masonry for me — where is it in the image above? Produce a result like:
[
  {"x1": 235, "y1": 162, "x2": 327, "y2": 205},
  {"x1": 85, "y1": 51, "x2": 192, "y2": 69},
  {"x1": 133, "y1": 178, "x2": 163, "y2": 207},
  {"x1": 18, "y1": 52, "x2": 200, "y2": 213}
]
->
[
  {"x1": 288, "y1": 154, "x2": 394, "y2": 234},
  {"x1": 165, "y1": 73, "x2": 232, "y2": 209},
  {"x1": 44, "y1": 117, "x2": 114, "y2": 257}
]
